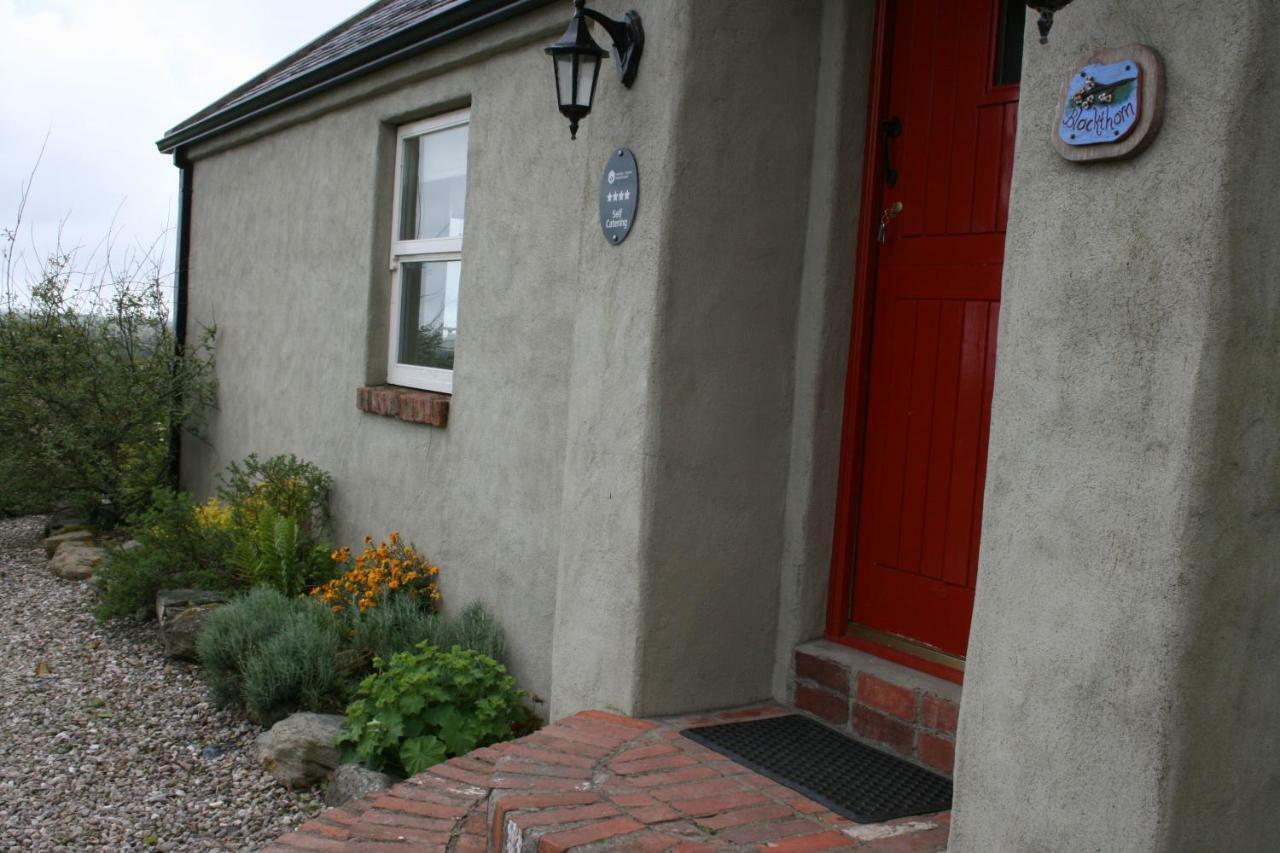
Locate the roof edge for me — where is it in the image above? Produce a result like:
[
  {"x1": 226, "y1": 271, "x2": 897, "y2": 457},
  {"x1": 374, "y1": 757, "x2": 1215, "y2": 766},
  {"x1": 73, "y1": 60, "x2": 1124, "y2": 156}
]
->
[{"x1": 157, "y1": 0, "x2": 557, "y2": 154}]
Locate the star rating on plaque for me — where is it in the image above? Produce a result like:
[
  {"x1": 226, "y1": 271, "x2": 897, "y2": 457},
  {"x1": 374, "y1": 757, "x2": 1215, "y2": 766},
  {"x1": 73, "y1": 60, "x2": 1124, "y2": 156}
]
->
[{"x1": 606, "y1": 189, "x2": 632, "y2": 203}]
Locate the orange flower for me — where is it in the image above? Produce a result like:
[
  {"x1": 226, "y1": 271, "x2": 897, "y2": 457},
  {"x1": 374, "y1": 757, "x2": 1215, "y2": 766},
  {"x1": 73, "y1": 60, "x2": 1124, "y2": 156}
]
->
[{"x1": 309, "y1": 533, "x2": 442, "y2": 614}]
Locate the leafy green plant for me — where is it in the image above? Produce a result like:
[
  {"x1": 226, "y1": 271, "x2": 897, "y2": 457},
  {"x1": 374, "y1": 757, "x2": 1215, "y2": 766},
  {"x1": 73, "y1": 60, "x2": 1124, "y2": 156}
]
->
[
  {"x1": 94, "y1": 488, "x2": 237, "y2": 619},
  {"x1": 196, "y1": 587, "x2": 306, "y2": 707},
  {"x1": 242, "y1": 604, "x2": 346, "y2": 724},
  {"x1": 339, "y1": 644, "x2": 535, "y2": 776},
  {"x1": 217, "y1": 454, "x2": 333, "y2": 541},
  {"x1": 227, "y1": 506, "x2": 333, "y2": 597}
]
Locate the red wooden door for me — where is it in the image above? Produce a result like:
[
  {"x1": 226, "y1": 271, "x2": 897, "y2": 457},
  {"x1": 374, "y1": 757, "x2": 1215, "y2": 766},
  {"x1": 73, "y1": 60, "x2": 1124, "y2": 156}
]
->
[{"x1": 844, "y1": 0, "x2": 1021, "y2": 661}]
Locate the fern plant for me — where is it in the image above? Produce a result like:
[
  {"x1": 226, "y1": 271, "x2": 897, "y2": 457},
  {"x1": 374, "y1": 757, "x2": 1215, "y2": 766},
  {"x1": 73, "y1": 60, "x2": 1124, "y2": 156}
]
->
[{"x1": 228, "y1": 506, "x2": 332, "y2": 596}]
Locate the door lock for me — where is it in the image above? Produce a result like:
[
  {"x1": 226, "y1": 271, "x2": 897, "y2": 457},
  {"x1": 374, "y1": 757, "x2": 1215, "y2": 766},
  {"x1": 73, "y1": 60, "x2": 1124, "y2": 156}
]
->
[{"x1": 877, "y1": 201, "x2": 904, "y2": 243}]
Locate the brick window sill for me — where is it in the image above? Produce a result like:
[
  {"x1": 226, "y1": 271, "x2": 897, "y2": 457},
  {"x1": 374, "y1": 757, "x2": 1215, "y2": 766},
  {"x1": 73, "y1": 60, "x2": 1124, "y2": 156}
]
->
[{"x1": 356, "y1": 385, "x2": 450, "y2": 427}]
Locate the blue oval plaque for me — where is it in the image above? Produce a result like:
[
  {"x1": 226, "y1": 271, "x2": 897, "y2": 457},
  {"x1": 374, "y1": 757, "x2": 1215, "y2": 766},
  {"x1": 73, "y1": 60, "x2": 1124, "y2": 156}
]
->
[{"x1": 599, "y1": 148, "x2": 638, "y2": 245}]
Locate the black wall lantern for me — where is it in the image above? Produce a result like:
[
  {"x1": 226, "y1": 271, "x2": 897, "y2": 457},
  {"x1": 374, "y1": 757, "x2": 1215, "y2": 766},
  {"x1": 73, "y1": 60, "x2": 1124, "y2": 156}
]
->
[
  {"x1": 1026, "y1": 0, "x2": 1076, "y2": 44},
  {"x1": 545, "y1": 0, "x2": 643, "y2": 139}
]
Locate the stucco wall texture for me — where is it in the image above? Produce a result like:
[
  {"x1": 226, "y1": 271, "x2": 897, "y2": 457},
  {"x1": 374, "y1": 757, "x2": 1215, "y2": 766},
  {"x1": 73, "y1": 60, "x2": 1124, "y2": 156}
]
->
[
  {"x1": 181, "y1": 0, "x2": 864, "y2": 721},
  {"x1": 951, "y1": 2, "x2": 1280, "y2": 851},
  {"x1": 178, "y1": 0, "x2": 1280, "y2": 845},
  {"x1": 183, "y1": 4, "x2": 591, "y2": 711}
]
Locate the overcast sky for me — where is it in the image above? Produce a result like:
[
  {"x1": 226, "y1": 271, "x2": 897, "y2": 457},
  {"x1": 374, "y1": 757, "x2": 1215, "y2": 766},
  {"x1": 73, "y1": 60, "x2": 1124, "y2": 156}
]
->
[{"x1": 1, "y1": 0, "x2": 366, "y2": 291}]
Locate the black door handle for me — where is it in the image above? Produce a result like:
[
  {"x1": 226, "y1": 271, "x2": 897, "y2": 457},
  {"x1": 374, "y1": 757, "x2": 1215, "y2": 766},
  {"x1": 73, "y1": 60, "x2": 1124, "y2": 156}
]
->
[{"x1": 881, "y1": 116, "x2": 902, "y2": 188}]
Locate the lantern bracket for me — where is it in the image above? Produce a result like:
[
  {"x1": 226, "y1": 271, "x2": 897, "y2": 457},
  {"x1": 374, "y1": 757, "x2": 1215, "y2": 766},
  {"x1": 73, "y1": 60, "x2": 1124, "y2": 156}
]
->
[
  {"x1": 578, "y1": 2, "x2": 644, "y2": 88},
  {"x1": 1026, "y1": 0, "x2": 1076, "y2": 45}
]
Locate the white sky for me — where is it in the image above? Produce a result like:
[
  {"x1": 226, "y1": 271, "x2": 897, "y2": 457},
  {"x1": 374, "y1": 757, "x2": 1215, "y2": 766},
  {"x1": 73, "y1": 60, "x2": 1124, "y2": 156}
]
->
[{"x1": 1, "y1": 0, "x2": 367, "y2": 289}]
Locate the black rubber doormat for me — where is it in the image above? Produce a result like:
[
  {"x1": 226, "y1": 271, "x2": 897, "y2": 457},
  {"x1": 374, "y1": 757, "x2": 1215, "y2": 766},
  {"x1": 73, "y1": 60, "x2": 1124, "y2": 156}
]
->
[{"x1": 681, "y1": 714, "x2": 952, "y2": 824}]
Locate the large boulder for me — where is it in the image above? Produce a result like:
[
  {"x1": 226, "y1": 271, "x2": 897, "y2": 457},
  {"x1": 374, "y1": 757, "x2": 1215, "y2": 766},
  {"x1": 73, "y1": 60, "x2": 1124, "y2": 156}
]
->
[
  {"x1": 256, "y1": 712, "x2": 347, "y2": 788},
  {"x1": 49, "y1": 544, "x2": 106, "y2": 580},
  {"x1": 156, "y1": 589, "x2": 230, "y2": 660},
  {"x1": 44, "y1": 529, "x2": 94, "y2": 558},
  {"x1": 324, "y1": 763, "x2": 394, "y2": 806}
]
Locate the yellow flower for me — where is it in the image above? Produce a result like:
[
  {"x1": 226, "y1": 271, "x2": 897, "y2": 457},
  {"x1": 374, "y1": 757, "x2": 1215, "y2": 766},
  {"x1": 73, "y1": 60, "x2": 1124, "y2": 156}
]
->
[{"x1": 194, "y1": 497, "x2": 233, "y2": 531}]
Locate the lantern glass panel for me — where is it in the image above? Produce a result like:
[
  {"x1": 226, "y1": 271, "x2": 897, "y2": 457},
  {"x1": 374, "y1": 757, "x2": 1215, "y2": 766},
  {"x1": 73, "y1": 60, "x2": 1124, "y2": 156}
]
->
[
  {"x1": 555, "y1": 54, "x2": 576, "y2": 108},
  {"x1": 576, "y1": 54, "x2": 599, "y2": 107}
]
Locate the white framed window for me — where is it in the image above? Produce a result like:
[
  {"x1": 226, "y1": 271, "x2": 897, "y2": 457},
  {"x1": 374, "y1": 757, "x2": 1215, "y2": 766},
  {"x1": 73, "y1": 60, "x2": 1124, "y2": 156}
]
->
[{"x1": 388, "y1": 109, "x2": 470, "y2": 393}]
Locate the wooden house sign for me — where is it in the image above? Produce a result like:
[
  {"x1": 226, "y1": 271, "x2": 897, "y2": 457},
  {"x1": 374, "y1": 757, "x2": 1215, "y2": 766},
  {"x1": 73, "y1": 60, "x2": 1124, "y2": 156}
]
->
[{"x1": 1054, "y1": 44, "x2": 1164, "y2": 162}]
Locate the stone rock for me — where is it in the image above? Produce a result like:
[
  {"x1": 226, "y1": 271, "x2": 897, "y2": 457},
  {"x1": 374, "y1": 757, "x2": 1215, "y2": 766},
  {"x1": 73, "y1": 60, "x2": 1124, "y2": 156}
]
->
[
  {"x1": 256, "y1": 713, "x2": 346, "y2": 789},
  {"x1": 48, "y1": 544, "x2": 106, "y2": 580},
  {"x1": 323, "y1": 763, "x2": 394, "y2": 806},
  {"x1": 44, "y1": 530, "x2": 94, "y2": 558},
  {"x1": 44, "y1": 506, "x2": 87, "y2": 537},
  {"x1": 156, "y1": 589, "x2": 230, "y2": 660}
]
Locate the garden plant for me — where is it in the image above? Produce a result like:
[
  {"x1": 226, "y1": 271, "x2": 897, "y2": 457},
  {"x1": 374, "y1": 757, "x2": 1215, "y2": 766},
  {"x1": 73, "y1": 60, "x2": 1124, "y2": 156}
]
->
[{"x1": 94, "y1": 454, "x2": 337, "y2": 618}]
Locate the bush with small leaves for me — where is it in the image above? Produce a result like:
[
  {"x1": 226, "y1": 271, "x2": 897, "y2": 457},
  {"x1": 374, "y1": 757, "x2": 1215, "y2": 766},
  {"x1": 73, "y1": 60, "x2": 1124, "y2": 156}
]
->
[
  {"x1": 0, "y1": 203, "x2": 216, "y2": 524},
  {"x1": 217, "y1": 453, "x2": 333, "y2": 542},
  {"x1": 195, "y1": 587, "x2": 308, "y2": 708},
  {"x1": 448, "y1": 601, "x2": 507, "y2": 665},
  {"x1": 242, "y1": 603, "x2": 346, "y2": 724},
  {"x1": 348, "y1": 596, "x2": 507, "y2": 672},
  {"x1": 348, "y1": 593, "x2": 439, "y2": 670},
  {"x1": 339, "y1": 644, "x2": 535, "y2": 777},
  {"x1": 94, "y1": 488, "x2": 237, "y2": 619}
]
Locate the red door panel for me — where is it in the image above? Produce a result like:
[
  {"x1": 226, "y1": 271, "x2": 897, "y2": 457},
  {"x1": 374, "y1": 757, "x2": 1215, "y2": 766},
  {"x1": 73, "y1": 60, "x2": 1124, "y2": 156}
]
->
[{"x1": 843, "y1": 0, "x2": 1019, "y2": 660}]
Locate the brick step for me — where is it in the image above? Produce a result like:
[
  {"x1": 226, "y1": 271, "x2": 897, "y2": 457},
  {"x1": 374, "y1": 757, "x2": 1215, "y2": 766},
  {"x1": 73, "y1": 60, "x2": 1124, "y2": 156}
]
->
[{"x1": 791, "y1": 640, "x2": 961, "y2": 777}]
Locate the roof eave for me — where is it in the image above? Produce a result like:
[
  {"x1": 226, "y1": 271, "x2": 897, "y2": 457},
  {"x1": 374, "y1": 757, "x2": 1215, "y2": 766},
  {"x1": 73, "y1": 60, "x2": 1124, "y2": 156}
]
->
[{"x1": 157, "y1": 0, "x2": 556, "y2": 154}]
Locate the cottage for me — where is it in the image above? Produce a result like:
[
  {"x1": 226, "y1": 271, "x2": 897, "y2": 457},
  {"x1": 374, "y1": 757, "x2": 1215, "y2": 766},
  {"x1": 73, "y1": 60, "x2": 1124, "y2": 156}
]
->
[{"x1": 157, "y1": 1, "x2": 1280, "y2": 849}]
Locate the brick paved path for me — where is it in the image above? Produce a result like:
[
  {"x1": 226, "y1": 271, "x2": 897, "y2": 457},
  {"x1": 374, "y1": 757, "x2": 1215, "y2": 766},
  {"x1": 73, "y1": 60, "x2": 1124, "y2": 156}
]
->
[{"x1": 267, "y1": 706, "x2": 949, "y2": 852}]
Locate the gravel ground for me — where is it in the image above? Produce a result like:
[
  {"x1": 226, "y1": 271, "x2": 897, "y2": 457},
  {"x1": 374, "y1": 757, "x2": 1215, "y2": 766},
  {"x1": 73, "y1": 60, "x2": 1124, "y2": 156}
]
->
[{"x1": 0, "y1": 515, "x2": 323, "y2": 851}]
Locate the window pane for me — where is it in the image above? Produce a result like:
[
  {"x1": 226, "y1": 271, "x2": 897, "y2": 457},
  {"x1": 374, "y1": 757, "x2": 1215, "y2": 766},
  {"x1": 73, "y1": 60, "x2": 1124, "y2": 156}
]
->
[
  {"x1": 994, "y1": 0, "x2": 1025, "y2": 86},
  {"x1": 397, "y1": 260, "x2": 460, "y2": 370},
  {"x1": 399, "y1": 123, "x2": 468, "y2": 241}
]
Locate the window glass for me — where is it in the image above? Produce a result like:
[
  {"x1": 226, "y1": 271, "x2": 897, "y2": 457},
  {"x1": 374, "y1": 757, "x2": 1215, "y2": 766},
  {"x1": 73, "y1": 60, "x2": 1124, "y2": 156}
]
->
[
  {"x1": 399, "y1": 123, "x2": 468, "y2": 241},
  {"x1": 396, "y1": 260, "x2": 460, "y2": 371},
  {"x1": 994, "y1": 0, "x2": 1025, "y2": 86}
]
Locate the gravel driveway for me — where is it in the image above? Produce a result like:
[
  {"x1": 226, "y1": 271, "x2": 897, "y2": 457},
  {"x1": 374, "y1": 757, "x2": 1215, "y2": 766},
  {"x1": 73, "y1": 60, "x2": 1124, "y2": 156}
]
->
[{"x1": 0, "y1": 516, "x2": 322, "y2": 851}]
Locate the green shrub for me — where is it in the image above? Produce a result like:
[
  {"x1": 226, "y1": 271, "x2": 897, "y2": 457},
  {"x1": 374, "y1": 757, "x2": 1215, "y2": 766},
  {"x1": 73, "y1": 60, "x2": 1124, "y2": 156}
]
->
[
  {"x1": 348, "y1": 592, "x2": 440, "y2": 668},
  {"x1": 0, "y1": 220, "x2": 216, "y2": 524},
  {"x1": 218, "y1": 453, "x2": 333, "y2": 541},
  {"x1": 242, "y1": 604, "x2": 346, "y2": 724},
  {"x1": 94, "y1": 488, "x2": 237, "y2": 619},
  {"x1": 448, "y1": 602, "x2": 507, "y2": 664},
  {"x1": 196, "y1": 587, "x2": 306, "y2": 707},
  {"x1": 349, "y1": 597, "x2": 508, "y2": 672},
  {"x1": 339, "y1": 644, "x2": 535, "y2": 776},
  {"x1": 227, "y1": 506, "x2": 333, "y2": 597}
]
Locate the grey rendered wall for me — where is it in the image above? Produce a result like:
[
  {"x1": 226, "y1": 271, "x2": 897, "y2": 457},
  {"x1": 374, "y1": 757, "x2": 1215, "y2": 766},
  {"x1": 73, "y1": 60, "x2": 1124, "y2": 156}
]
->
[
  {"x1": 183, "y1": 5, "x2": 588, "y2": 707},
  {"x1": 550, "y1": 0, "x2": 844, "y2": 718},
  {"x1": 544, "y1": 0, "x2": 694, "y2": 718},
  {"x1": 951, "y1": 2, "x2": 1280, "y2": 850},
  {"x1": 182, "y1": 0, "x2": 847, "y2": 718},
  {"x1": 770, "y1": 0, "x2": 873, "y2": 701},
  {"x1": 635, "y1": 0, "x2": 824, "y2": 716}
]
